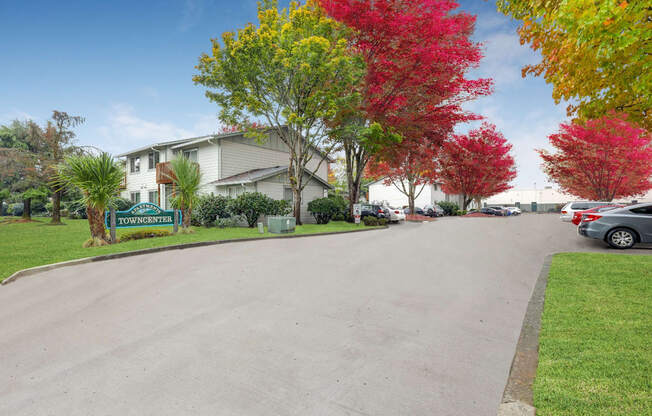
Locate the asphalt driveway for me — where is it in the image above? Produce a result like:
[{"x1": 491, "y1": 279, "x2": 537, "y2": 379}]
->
[{"x1": 0, "y1": 214, "x2": 648, "y2": 415}]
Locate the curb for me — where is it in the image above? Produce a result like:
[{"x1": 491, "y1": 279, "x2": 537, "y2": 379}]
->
[
  {"x1": 498, "y1": 254, "x2": 553, "y2": 416},
  {"x1": 1, "y1": 226, "x2": 387, "y2": 286}
]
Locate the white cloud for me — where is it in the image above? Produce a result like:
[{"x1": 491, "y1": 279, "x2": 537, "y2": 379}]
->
[
  {"x1": 475, "y1": 31, "x2": 539, "y2": 89},
  {"x1": 93, "y1": 104, "x2": 219, "y2": 154},
  {"x1": 0, "y1": 110, "x2": 36, "y2": 124}
]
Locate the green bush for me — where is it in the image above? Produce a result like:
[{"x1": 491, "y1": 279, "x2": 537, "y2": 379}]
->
[
  {"x1": 215, "y1": 215, "x2": 244, "y2": 228},
  {"x1": 363, "y1": 216, "x2": 378, "y2": 226},
  {"x1": 193, "y1": 194, "x2": 232, "y2": 227},
  {"x1": 113, "y1": 197, "x2": 133, "y2": 211},
  {"x1": 119, "y1": 229, "x2": 171, "y2": 242},
  {"x1": 65, "y1": 200, "x2": 87, "y2": 219},
  {"x1": 377, "y1": 217, "x2": 388, "y2": 226},
  {"x1": 269, "y1": 199, "x2": 292, "y2": 216},
  {"x1": 456, "y1": 210, "x2": 467, "y2": 216},
  {"x1": 228, "y1": 192, "x2": 277, "y2": 228},
  {"x1": 307, "y1": 197, "x2": 340, "y2": 224},
  {"x1": 328, "y1": 194, "x2": 350, "y2": 221},
  {"x1": 8, "y1": 203, "x2": 23, "y2": 217},
  {"x1": 437, "y1": 201, "x2": 460, "y2": 216}
]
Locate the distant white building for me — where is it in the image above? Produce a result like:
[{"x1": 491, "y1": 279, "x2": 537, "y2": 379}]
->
[
  {"x1": 117, "y1": 129, "x2": 332, "y2": 223},
  {"x1": 368, "y1": 179, "x2": 469, "y2": 208},
  {"x1": 485, "y1": 186, "x2": 652, "y2": 212}
]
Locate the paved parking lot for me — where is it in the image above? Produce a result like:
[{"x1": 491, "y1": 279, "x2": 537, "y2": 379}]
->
[{"x1": 0, "y1": 214, "x2": 649, "y2": 415}]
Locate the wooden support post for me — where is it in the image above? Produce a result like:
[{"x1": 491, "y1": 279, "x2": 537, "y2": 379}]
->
[
  {"x1": 173, "y1": 209, "x2": 179, "y2": 234},
  {"x1": 157, "y1": 184, "x2": 161, "y2": 207},
  {"x1": 110, "y1": 208, "x2": 117, "y2": 243}
]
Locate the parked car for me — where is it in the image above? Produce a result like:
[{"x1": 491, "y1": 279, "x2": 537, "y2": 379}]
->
[
  {"x1": 383, "y1": 205, "x2": 406, "y2": 223},
  {"x1": 423, "y1": 204, "x2": 444, "y2": 217},
  {"x1": 488, "y1": 206, "x2": 510, "y2": 216},
  {"x1": 403, "y1": 206, "x2": 425, "y2": 215},
  {"x1": 505, "y1": 207, "x2": 522, "y2": 215},
  {"x1": 560, "y1": 201, "x2": 611, "y2": 222},
  {"x1": 578, "y1": 203, "x2": 652, "y2": 249},
  {"x1": 571, "y1": 205, "x2": 624, "y2": 226},
  {"x1": 480, "y1": 207, "x2": 504, "y2": 216},
  {"x1": 361, "y1": 204, "x2": 387, "y2": 219}
]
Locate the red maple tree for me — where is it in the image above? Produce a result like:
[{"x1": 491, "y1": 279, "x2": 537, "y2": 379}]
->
[
  {"x1": 321, "y1": 0, "x2": 493, "y2": 212},
  {"x1": 366, "y1": 136, "x2": 440, "y2": 213},
  {"x1": 437, "y1": 123, "x2": 517, "y2": 210},
  {"x1": 538, "y1": 114, "x2": 652, "y2": 201}
]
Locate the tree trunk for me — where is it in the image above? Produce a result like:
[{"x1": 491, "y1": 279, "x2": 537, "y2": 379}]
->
[
  {"x1": 22, "y1": 198, "x2": 31, "y2": 220},
  {"x1": 293, "y1": 189, "x2": 302, "y2": 226},
  {"x1": 87, "y1": 205, "x2": 108, "y2": 241},
  {"x1": 51, "y1": 190, "x2": 62, "y2": 224},
  {"x1": 182, "y1": 208, "x2": 191, "y2": 229}
]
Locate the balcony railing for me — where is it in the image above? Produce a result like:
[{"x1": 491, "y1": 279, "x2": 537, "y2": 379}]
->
[{"x1": 156, "y1": 162, "x2": 175, "y2": 184}]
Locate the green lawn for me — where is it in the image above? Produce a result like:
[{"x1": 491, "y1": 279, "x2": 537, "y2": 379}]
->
[
  {"x1": 0, "y1": 216, "x2": 374, "y2": 282},
  {"x1": 534, "y1": 253, "x2": 652, "y2": 415}
]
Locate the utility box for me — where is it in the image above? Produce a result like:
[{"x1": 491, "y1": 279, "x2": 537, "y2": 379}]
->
[{"x1": 268, "y1": 216, "x2": 296, "y2": 234}]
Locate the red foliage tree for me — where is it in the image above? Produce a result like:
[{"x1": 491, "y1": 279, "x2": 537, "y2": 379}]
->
[
  {"x1": 320, "y1": 0, "x2": 493, "y2": 212},
  {"x1": 366, "y1": 137, "x2": 439, "y2": 213},
  {"x1": 538, "y1": 114, "x2": 652, "y2": 201},
  {"x1": 437, "y1": 123, "x2": 517, "y2": 210}
]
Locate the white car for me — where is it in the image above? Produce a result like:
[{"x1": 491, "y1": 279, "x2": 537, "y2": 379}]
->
[
  {"x1": 560, "y1": 201, "x2": 611, "y2": 222},
  {"x1": 384, "y1": 205, "x2": 406, "y2": 223},
  {"x1": 506, "y1": 206, "x2": 522, "y2": 215}
]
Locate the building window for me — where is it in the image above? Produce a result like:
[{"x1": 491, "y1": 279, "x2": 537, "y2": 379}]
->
[
  {"x1": 183, "y1": 148, "x2": 198, "y2": 162},
  {"x1": 228, "y1": 186, "x2": 245, "y2": 198},
  {"x1": 130, "y1": 156, "x2": 140, "y2": 173},
  {"x1": 130, "y1": 192, "x2": 141, "y2": 204},
  {"x1": 148, "y1": 190, "x2": 159, "y2": 204},
  {"x1": 283, "y1": 187, "x2": 293, "y2": 203},
  {"x1": 148, "y1": 151, "x2": 159, "y2": 170}
]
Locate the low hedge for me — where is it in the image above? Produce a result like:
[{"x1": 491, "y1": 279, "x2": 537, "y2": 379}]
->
[
  {"x1": 362, "y1": 216, "x2": 388, "y2": 226},
  {"x1": 119, "y1": 229, "x2": 172, "y2": 242}
]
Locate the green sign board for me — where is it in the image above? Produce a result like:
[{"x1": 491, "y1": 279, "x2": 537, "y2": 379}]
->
[{"x1": 105, "y1": 203, "x2": 181, "y2": 229}]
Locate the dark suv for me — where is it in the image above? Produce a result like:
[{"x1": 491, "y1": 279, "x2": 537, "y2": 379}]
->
[{"x1": 361, "y1": 204, "x2": 387, "y2": 219}]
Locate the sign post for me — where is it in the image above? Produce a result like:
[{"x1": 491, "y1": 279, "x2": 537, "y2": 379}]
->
[
  {"x1": 173, "y1": 210, "x2": 179, "y2": 234},
  {"x1": 109, "y1": 208, "x2": 117, "y2": 243},
  {"x1": 105, "y1": 203, "x2": 182, "y2": 231},
  {"x1": 353, "y1": 203, "x2": 362, "y2": 225}
]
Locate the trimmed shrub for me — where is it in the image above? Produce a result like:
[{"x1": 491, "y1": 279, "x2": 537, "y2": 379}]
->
[
  {"x1": 119, "y1": 229, "x2": 172, "y2": 242},
  {"x1": 377, "y1": 217, "x2": 388, "y2": 226},
  {"x1": 437, "y1": 201, "x2": 460, "y2": 216},
  {"x1": 456, "y1": 210, "x2": 467, "y2": 216},
  {"x1": 363, "y1": 216, "x2": 378, "y2": 226},
  {"x1": 215, "y1": 215, "x2": 245, "y2": 228},
  {"x1": 307, "y1": 197, "x2": 340, "y2": 224},
  {"x1": 193, "y1": 194, "x2": 232, "y2": 227},
  {"x1": 113, "y1": 197, "x2": 133, "y2": 211},
  {"x1": 269, "y1": 199, "x2": 292, "y2": 216},
  {"x1": 8, "y1": 203, "x2": 23, "y2": 217},
  {"x1": 228, "y1": 192, "x2": 277, "y2": 228},
  {"x1": 65, "y1": 200, "x2": 87, "y2": 219},
  {"x1": 328, "y1": 194, "x2": 349, "y2": 221}
]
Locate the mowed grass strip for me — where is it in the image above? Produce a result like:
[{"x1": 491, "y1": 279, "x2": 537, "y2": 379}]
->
[
  {"x1": 0, "y1": 217, "x2": 375, "y2": 282},
  {"x1": 534, "y1": 253, "x2": 652, "y2": 415}
]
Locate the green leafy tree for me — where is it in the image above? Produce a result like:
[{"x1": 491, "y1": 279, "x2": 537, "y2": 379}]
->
[
  {"x1": 0, "y1": 188, "x2": 9, "y2": 216},
  {"x1": 194, "y1": 0, "x2": 364, "y2": 225},
  {"x1": 54, "y1": 153, "x2": 125, "y2": 246},
  {"x1": 45, "y1": 111, "x2": 85, "y2": 224},
  {"x1": 307, "y1": 197, "x2": 339, "y2": 224},
  {"x1": 167, "y1": 156, "x2": 202, "y2": 230},
  {"x1": 497, "y1": 0, "x2": 650, "y2": 129}
]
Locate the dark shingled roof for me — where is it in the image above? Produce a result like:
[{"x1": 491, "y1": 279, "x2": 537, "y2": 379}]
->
[{"x1": 211, "y1": 166, "x2": 332, "y2": 189}]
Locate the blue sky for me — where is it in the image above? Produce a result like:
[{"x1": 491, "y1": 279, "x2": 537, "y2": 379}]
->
[{"x1": 0, "y1": 0, "x2": 568, "y2": 188}]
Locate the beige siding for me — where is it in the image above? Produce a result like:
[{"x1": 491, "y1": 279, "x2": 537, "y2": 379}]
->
[
  {"x1": 220, "y1": 136, "x2": 329, "y2": 183},
  {"x1": 121, "y1": 150, "x2": 158, "y2": 203}
]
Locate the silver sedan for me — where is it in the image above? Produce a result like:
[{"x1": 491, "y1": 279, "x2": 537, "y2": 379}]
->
[{"x1": 578, "y1": 203, "x2": 652, "y2": 249}]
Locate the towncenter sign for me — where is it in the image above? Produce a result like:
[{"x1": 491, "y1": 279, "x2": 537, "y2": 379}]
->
[{"x1": 105, "y1": 203, "x2": 181, "y2": 229}]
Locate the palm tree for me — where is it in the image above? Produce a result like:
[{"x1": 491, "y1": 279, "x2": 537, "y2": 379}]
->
[
  {"x1": 166, "y1": 156, "x2": 201, "y2": 230},
  {"x1": 54, "y1": 152, "x2": 124, "y2": 245}
]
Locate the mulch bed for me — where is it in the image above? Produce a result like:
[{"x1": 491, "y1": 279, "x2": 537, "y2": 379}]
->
[
  {"x1": 406, "y1": 214, "x2": 436, "y2": 222},
  {"x1": 463, "y1": 212, "x2": 495, "y2": 218},
  {"x1": 0, "y1": 218, "x2": 38, "y2": 225}
]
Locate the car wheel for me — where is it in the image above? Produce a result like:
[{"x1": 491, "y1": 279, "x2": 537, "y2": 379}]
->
[{"x1": 606, "y1": 228, "x2": 636, "y2": 249}]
